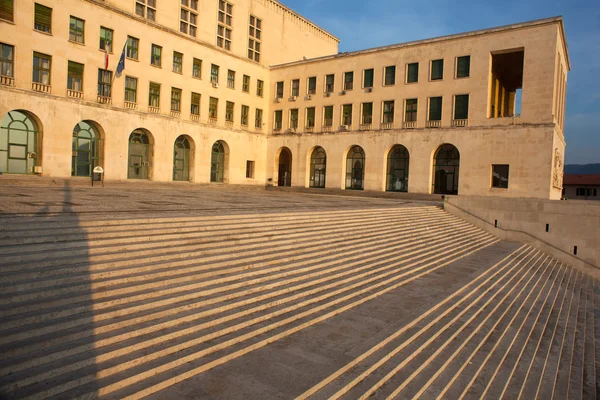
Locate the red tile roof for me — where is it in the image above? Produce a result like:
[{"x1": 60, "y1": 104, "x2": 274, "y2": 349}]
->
[{"x1": 563, "y1": 174, "x2": 600, "y2": 185}]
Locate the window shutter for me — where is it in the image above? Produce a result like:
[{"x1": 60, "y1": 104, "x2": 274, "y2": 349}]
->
[
  {"x1": 35, "y1": 3, "x2": 52, "y2": 28},
  {"x1": 0, "y1": 0, "x2": 14, "y2": 22},
  {"x1": 68, "y1": 61, "x2": 84, "y2": 76}
]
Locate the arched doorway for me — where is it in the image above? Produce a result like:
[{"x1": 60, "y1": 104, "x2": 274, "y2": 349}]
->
[
  {"x1": 277, "y1": 147, "x2": 292, "y2": 187},
  {"x1": 433, "y1": 144, "x2": 460, "y2": 195},
  {"x1": 128, "y1": 129, "x2": 152, "y2": 180},
  {"x1": 210, "y1": 140, "x2": 227, "y2": 183},
  {"x1": 345, "y1": 145, "x2": 365, "y2": 190},
  {"x1": 0, "y1": 110, "x2": 41, "y2": 174},
  {"x1": 173, "y1": 135, "x2": 192, "y2": 181},
  {"x1": 309, "y1": 146, "x2": 326, "y2": 188},
  {"x1": 72, "y1": 121, "x2": 101, "y2": 177},
  {"x1": 386, "y1": 145, "x2": 409, "y2": 192}
]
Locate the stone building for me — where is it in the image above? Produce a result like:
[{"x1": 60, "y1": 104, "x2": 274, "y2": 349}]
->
[{"x1": 0, "y1": 0, "x2": 569, "y2": 199}]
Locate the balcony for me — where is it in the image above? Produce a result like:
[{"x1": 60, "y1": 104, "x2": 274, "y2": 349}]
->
[
  {"x1": 225, "y1": 121, "x2": 234, "y2": 128},
  {"x1": 322, "y1": 125, "x2": 333, "y2": 133},
  {"x1": 148, "y1": 106, "x2": 160, "y2": 114},
  {"x1": 67, "y1": 89, "x2": 83, "y2": 99},
  {"x1": 0, "y1": 75, "x2": 15, "y2": 86},
  {"x1": 254, "y1": 125, "x2": 262, "y2": 132},
  {"x1": 403, "y1": 121, "x2": 417, "y2": 129},
  {"x1": 305, "y1": 127, "x2": 314, "y2": 134},
  {"x1": 208, "y1": 117, "x2": 218, "y2": 124},
  {"x1": 190, "y1": 113, "x2": 200, "y2": 122},
  {"x1": 124, "y1": 101, "x2": 137, "y2": 110},
  {"x1": 170, "y1": 110, "x2": 181, "y2": 118},
  {"x1": 426, "y1": 120, "x2": 442, "y2": 128},
  {"x1": 381, "y1": 122, "x2": 394, "y2": 130},
  {"x1": 32, "y1": 82, "x2": 51, "y2": 93},
  {"x1": 97, "y1": 95, "x2": 111, "y2": 105},
  {"x1": 359, "y1": 124, "x2": 372, "y2": 131},
  {"x1": 452, "y1": 119, "x2": 469, "y2": 127}
]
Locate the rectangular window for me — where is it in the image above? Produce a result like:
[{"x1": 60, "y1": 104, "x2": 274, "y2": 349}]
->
[
  {"x1": 136, "y1": 0, "x2": 156, "y2": 21},
  {"x1": 576, "y1": 188, "x2": 585, "y2": 196},
  {"x1": 171, "y1": 88, "x2": 181, "y2": 111},
  {"x1": 274, "y1": 110, "x2": 283, "y2": 129},
  {"x1": 148, "y1": 82, "x2": 160, "y2": 107},
  {"x1": 256, "y1": 79, "x2": 264, "y2": 97},
  {"x1": 276, "y1": 81, "x2": 284, "y2": 98},
  {"x1": 190, "y1": 92, "x2": 200, "y2": 115},
  {"x1": 210, "y1": 64, "x2": 219, "y2": 84},
  {"x1": 217, "y1": 0, "x2": 233, "y2": 50},
  {"x1": 97, "y1": 69, "x2": 112, "y2": 98},
  {"x1": 248, "y1": 15, "x2": 261, "y2": 62},
  {"x1": 180, "y1": 2, "x2": 198, "y2": 37},
  {"x1": 172, "y1": 51, "x2": 183, "y2": 73},
  {"x1": 342, "y1": 104, "x2": 352, "y2": 126},
  {"x1": 99, "y1": 27, "x2": 113, "y2": 53},
  {"x1": 126, "y1": 36, "x2": 139, "y2": 60},
  {"x1": 227, "y1": 70, "x2": 235, "y2": 88},
  {"x1": 290, "y1": 109, "x2": 299, "y2": 129},
  {"x1": 151, "y1": 44, "x2": 162, "y2": 67},
  {"x1": 255, "y1": 108, "x2": 263, "y2": 128},
  {"x1": 307, "y1": 77, "x2": 316, "y2": 94},
  {"x1": 429, "y1": 97, "x2": 442, "y2": 121},
  {"x1": 241, "y1": 105, "x2": 249, "y2": 125},
  {"x1": 69, "y1": 16, "x2": 85, "y2": 43},
  {"x1": 407, "y1": 62, "x2": 419, "y2": 83},
  {"x1": 192, "y1": 58, "x2": 201, "y2": 78},
  {"x1": 0, "y1": 0, "x2": 14, "y2": 22},
  {"x1": 209, "y1": 97, "x2": 218, "y2": 119},
  {"x1": 291, "y1": 79, "x2": 300, "y2": 97},
  {"x1": 383, "y1": 100, "x2": 394, "y2": 123},
  {"x1": 492, "y1": 165, "x2": 509, "y2": 189},
  {"x1": 225, "y1": 101, "x2": 234, "y2": 122},
  {"x1": 325, "y1": 74, "x2": 334, "y2": 93},
  {"x1": 362, "y1": 102, "x2": 373, "y2": 124},
  {"x1": 344, "y1": 71, "x2": 353, "y2": 91},
  {"x1": 456, "y1": 55, "x2": 471, "y2": 78},
  {"x1": 405, "y1": 99, "x2": 417, "y2": 122},
  {"x1": 242, "y1": 75, "x2": 250, "y2": 92},
  {"x1": 431, "y1": 59, "x2": 444, "y2": 80},
  {"x1": 125, "y1": 76, "x2": 138, "y2": 103},
  {"x1": 384, "y1": 66, "x2": 396, "y2": 86},
  {"x1": 32, "y1": 52, "x2": 51, "y2": 85},
  {"x1": 363, "y1": 68, "x2": 374, "y2": 88},
  {"x1": 306, "y1": 107, "x2": 315, "y2": 128},
  {"x1": 0, "y1": 43, "x2": 15, "y2": 78},
  {"x1": 454, "y1": 94, "x2": 469, "y2": 120},
  {"x1": 34, "y1": 3, "x2": 52, "y2": 33},
  {"x1": 323, "y1": 106, "x2": 333, "y2": 127},
  {"x1": 67, "y1": 61, "x2": 84, "y2": 92},
  {"x1": 246, "y1": 160, "x2": 255, "y2": 178}
]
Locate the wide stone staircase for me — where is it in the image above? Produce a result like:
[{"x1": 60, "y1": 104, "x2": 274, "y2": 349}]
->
[{"x1": 0, "y1": 205, "x2": 597, "y2": 399}]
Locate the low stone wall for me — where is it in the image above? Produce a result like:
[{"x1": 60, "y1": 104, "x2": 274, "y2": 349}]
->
[{"x1": 444, "y1": 196, "x2": 600, "y2": 273}]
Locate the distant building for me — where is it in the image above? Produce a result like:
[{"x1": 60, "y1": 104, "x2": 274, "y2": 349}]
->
[
  {"x1": 0, "y1": 1, "x2": 569, "y2": 199},
  {"x1": 563, "y1": 174, "x2": 600, "y2": 200}
]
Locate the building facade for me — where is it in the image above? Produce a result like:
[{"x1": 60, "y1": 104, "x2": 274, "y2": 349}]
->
[
  {"x1": 0, "y1": 0, "x2": 569, "y2": 199},
  {"x1": 563, "y1": 174, "x2": 600, "y2": 200}
]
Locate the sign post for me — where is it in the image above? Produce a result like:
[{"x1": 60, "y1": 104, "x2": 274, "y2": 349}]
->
[{"x1": 92, "y1": 166, "x2": 104, "y2": 187}]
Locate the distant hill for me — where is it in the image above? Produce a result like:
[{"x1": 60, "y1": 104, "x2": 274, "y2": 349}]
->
[{"x1": 565, "y1": 164, "x2": 600, "y2": 174}]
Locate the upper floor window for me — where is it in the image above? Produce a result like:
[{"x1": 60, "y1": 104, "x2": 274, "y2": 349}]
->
[
  {"x1": 274, "y1": 110, "x2": 283, "y2": 129},
  {"x1": 181, "y1": 0, "x2": 198, "y2": 9},
  {"x1": 126, "y1": 36, "x2": 139, "y2": 60},
  {"x1": 248, "y1": 15, "x2": 261, "y2": 62},
  {"x1": 454, "y1": 94, "x2": 469, "y2": 120},
  {"x1": 406, "y1": 62, "x2": 418, "y2": 83},
  {"x1": 217, "y1": 0, "x2": 233, "y2": 50},
  {"x1": 67, "y1": 61, "x2": 84, "y2": 92},
  {"x1": 225, "y1": 101, "x2": 234, "y2": 122},
  {"x1": 180, "y1": 2, "x2": 197, "y2": 37},
  {"x1": 306, "y1": 107, "x2": 315, "y2": 128},
  {"x1": 125, "y1": 76, "x2": 138, "y2": 103},
  {"x1": 171, "y1": 88, "x2": 182, "y2": 112},
  {"x1": 241, "y1": 105, "x2": 249, "y2": 125},
  {"x1": 323, "y1": 106, "x2": 333, "y2": 127},
  {"x1": 344, "y1": 71, "x2": 353, "y2": 91},
  {"x1": 32, "y1": 52, "x2": 51, "y2": 85},
  {"x1": 307, "y1": 77, "x2": 316, "y2": 94},
  {"x1": 190, "y1": 92, "x2": 200, "y2": 115},
  {"x1": 257, "y1": 79, "x2": 264, "y2": 97},
  {"x1": 428, "y1": 96, "x2": 443, "y2": 121},
  {"x1": 242, "y1": 75, "x2": 250, "y2": 92},
  {"x1": 209, "y1": 97, "x2": 218, "y2": 119},
  {"x1": 97, "y1": 69, "x2": 112, "y2": 98},
  {"x1": 69, "y1": 16, "x2": 85, "y2": 44},
  {"x1": 383, "y1": 100, "x2": 394, "y2": 123},
  {"x1": 227, "y1": 70, "x2": 235, "y2": 88},
  {"x1": 0, "y1": 43, "x2": 14, "y2": 79},
  {"x1": 34, "y1": 3, "x2": 52, "y2": 33},
  {"x1": 363, "y1": 69, "x2": 374, "y2": 88},
  {"x1": 325, "y1": 74, "x2": 334, "y2": 93},
  {"x1": 431, "y1": 59, "x2": 444, "y2": 81},
  {"x1": 148, "y1": 82, "x2": 160, "y2": 107},
  {"x1": 492, "y1": 165, "x2": 509, "y2": 189},
  {"x1": 405, "y1": 99, "x2": 417, "y2": 122},
  {"x1": 291, "y1": 79, "x2": 300, "y2": 97},
  {"x1": 192, "y1": 58, "x2": 201, "y2": 78},
  {"x1": 0, "y1": 0, "x2": 15, "y2": 22},
  {"x1": 151, "y1": 44, "x2": 162, "y2": 67},
  {"x1": 173, "y1": 51, "x2": 183, "y2": 73},
  {"x1": 456, "y1": 55, "x2": 470, "y2": 78},
  {"x1": 99, "y1": 27, "x2": 113, "y2": 53},
  {"x1": 275, "y1": 81, "x2": 284, "y2": 98},
  {"x1": 384, "y1": 66, "x2": 396, "y2": 86},
  {"x1": 255, "y1": 108, "x2": 263, "y2": 128},
  {"x1": 210, "y1": 64, "x2": 219, "y2": 84},
  {"x1": 136, "y1": 0, "x2": 156, "y2": 21}
]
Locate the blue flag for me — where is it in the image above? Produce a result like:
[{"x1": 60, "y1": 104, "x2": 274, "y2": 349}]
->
[{"x1": 116, "y1": 43, "x2": 126, "y2": 77}]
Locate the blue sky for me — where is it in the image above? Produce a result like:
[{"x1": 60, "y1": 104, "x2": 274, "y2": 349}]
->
[{"x1": 282, "y1": 0, "x2": 600, "y2": 164}]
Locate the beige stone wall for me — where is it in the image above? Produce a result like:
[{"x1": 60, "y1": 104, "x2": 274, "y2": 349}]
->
[{"x1": 444, "y1": 196, "x2": 600, "y2": 272}]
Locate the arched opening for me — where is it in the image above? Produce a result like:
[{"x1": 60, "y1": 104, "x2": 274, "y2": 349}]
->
[
  {"x1": 433, "y1": 143, "x2": 460, "y2": 195},
  {"x1": 309, "y1": 146, "x2": 326, "y2": 188},
  {"x1": 386, "y1": 145, "x2": 410, "y2": 192},
  {"x1": 173, "y1": 135, "x2": 193, "y2": 182},
  {"x1": 210, "y1": 140, "x2": 229, "y2": 183},
  {"x1": 276, "y1": 147, "x2": 292, "y2": 187},
  {"x1": 345, "y1": 145, "x2": 365, "y2": 190},
  {"x1": 72, "y1": 121, "x2": 102, "y2": 177},
  {"x1": 0, "y1": 110, "x2": 42, "y2": 174},
  {"x1": 128, "y1": 129, "x2": 152, "y2": 180}
]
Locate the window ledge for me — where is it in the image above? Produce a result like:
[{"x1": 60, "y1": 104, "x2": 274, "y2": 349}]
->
[
  {"x1": 173, "y1": 70, "x2": 183, "y2": 75},
  {"x1": 405, "y1": 81, "x2": 418, "y2": 85},
  {"x1": 0, "y1": 18, "x2": 15, "y2": 25},
  {"x1": 34, "y1": 29, "x2": 53, "y2": 36},
  {"x1": 126, "y1": 57, "x2": 139, "y2": 62},
  {"x1": 100, "y1": 49, "x2": 114, "y2": 55},
  {"x1": 68, "y1": 40, "x2": 86, "y2": 47},
  {"x1": 150, "y1": 64, "x2": 162, "y2": 69},
  {"x1": 455, "y1": 76, "x2": 470, "y2": 80}
]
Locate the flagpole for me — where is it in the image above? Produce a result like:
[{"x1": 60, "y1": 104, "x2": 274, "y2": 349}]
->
[{"x1": 109, "y1": 41, "x2": 127, "y2": 98}]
